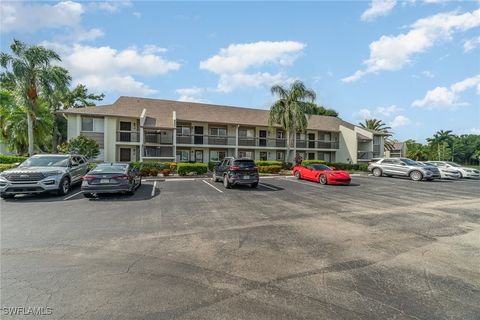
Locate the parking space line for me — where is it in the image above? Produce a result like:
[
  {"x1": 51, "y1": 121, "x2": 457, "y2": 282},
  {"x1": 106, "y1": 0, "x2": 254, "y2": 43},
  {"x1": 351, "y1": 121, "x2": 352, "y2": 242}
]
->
[
  {"x1": 202, "y1": 180, "x2": 224, "y2": 193},
  {"x1": 282, "y1": 178, "x2": 324, "y2": 188},
  {"x1": 165, "y1": 178, "x2": 195, "y2": 182},
  {"x1": 63, "y1": 191, "x2": 83, "y2": 201},
  {"x1": 151, "y1": 181, "x2": 157, "y2": 197},
  {"x1": 258, "y1": 183, "x2": 280, "y2": 191}
]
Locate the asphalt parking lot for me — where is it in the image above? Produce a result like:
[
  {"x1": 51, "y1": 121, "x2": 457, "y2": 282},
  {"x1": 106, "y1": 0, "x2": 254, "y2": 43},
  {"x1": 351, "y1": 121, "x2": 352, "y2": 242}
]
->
[{"x1": 1, "y1": 175, "x2": 479, "y2": 319}]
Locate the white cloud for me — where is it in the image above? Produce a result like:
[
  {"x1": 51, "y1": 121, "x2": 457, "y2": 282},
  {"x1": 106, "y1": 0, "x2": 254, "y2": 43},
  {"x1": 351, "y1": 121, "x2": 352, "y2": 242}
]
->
[
  {"x1": 343, "y1": 8, "x2": 480, "y2": 82},
  {"x1": 389, "y1": 115, "x2": 410, "y2": 128},
  {"x1": 42, "y1": 42, "x2": 181, "y2": 96},
  {"x1": 354, "y1": 108, "x2": 373, "y2": 120},
  {"x1": 133, "y1": 11, "x2": 142, "y2": 18},
  {"x1": 361, "y1": 0, "x2": 397, "y2": 22},
  {"x1": 463, "y1": 36, "x2": 480, "y2": 52},
  {"x1": 90, "y1": 1, "x2": 132, "y2": 13},
  {"x1": 470, "y1": 128, "x2": 480, "y2": 134},
  {"x1": 355, "y1": 104, "x2": 402, "y2": 120},
  {"x1": 422, "y1": 70, "x2": 435, "y2": 78},
  {"x1": 376, "y1": 105, "x2": 401, "y2": 116},
  {"x1": 176, "y1": 87, "x2": 208, "y2": 103},
  {"x1": 1, "y1": 1, "x2": 84, "y2": 33},
  {"x1": 412, "y1": 74, "x2": 480, "y2": 108},
  {"x1": 200, "y1": 41, "x2": 305, "y2": 92}
]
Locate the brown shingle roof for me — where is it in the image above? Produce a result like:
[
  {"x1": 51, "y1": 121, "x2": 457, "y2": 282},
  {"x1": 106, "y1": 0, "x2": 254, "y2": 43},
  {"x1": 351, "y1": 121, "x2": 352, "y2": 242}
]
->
[{"x1": 61, "y1": 96, "x2": 353, "y2": 131}]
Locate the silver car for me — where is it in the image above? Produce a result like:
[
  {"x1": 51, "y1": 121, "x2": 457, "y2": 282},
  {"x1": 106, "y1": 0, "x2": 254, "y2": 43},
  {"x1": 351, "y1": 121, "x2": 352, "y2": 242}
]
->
[
  {"x1": 0, "y1": 154, "x2": 89, "y2": 199},
  {"x1": 422, "y1": 162, "x2": 461, "y2": 179},
  {"x1": 368, "y1": 157, "x2": 440, "y2": 181}
]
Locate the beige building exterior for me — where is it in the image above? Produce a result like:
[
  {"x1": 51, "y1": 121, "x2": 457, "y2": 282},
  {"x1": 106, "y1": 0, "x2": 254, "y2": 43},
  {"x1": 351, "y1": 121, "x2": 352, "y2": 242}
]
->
[{"x1": 62, "y1": 96, "x2": 385, "y2": 164}]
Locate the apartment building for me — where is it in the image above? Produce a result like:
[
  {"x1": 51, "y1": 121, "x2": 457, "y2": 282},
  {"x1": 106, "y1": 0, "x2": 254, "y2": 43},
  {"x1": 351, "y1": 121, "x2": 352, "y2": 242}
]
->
[{"x1": 62, "y1": 96, "x2": 385, "y2": 164}]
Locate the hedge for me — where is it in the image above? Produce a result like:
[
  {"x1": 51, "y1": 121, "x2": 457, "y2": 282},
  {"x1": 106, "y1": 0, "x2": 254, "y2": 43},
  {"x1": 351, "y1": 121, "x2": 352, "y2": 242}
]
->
[
  {"x1": 130, "y1": 161, "x2": 175, "y2": 176},
  {"x1": 258, "y1": 165, "x2": 282, "y2": 174},
  {"x1": 0, "y1": 163, "x2": 18, "y2": 172},
  {"x1": 327, "y1": 162, "x2": 368, "y2": 172},
  {"x1": 177, "y1": 163, "x2": 208, "y2": 176},
  {"x1": 255, "y1": 160, "x2": 283, "y2": 166},
  {"x1": 208, "y1": 161, "x2": 219, "y2": 171},
  {"x1": 0, "y1": 155, "x2": 27, "y2": 164},
  {"x1": 301, "y1": 160, "x2": 326, "y2": 166}
]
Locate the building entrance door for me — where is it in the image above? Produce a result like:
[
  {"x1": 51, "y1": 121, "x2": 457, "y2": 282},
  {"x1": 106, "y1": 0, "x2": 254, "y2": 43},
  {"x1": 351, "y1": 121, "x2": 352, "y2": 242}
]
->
[
  {"x1": 194, "y1": 126, "x2": 204, "y2": 144},
  {"x1": 195, "y1": 150, "x2": 203, "y2": 162},
  {"x1": 119, "y1": 148, "x2": 131, "y2": 162}
]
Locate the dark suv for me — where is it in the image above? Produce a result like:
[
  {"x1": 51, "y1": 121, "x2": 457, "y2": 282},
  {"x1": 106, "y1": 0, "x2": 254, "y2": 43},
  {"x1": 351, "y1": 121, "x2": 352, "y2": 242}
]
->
[{"x1": 212, "y1": 157, "x2": 259, "y2": 188}]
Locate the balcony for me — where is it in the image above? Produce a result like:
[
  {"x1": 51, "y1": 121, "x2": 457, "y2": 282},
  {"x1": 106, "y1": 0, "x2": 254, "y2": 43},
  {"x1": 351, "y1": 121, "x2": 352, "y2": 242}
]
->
[
  {"x1": 144, "y1": 131, "x2": 173, "y2": 145},
  {"x1": 373, "y1": 144, "x2": 382, "y2": 158},
  {"x1": 357, "y1": 151, "x2": 374, "y2": 161},
  {"x1": 238, "y1": 137, "x2": 286, "y2": 148},
  {"x1": 143, "y1": 146, "x2": 174, "y2": 158},
  {"x1": 176, "y1": 134, "x2": 236, "y2": 146},
  {"x1": 116, "y1": 131, "x2": 140, "y2": 143},
  {"x1": 295, "y1": 140, "x2": 339, "y2": 149}
]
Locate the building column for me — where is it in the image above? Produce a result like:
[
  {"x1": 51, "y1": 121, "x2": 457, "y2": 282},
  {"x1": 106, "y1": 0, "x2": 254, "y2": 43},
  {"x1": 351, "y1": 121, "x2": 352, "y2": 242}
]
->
[
  {"x1": 172, "y1": 111, "x2": 177, "y2": 162},
  {"x1": 235, "y1": 125, "x2": 239, "y2": 158},
  {"x1": 139, "y1": 126, "x2": 144, "y2": 162}
]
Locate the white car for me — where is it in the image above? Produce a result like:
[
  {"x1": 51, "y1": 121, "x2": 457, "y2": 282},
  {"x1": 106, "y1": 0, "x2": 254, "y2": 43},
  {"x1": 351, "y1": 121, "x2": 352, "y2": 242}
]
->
[
  {"x1": 426, "y1": 161, "x2": 480, "y2": 179},
  {"x1": 423, "y1": 162, "x2": 461, "y2": 179}
]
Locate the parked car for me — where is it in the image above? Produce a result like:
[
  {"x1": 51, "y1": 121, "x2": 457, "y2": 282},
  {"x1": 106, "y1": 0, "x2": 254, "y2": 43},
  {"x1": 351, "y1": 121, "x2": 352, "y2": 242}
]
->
[
  {"x1": 0, "y1": 154, "x2": 88, "y2": 199},
  {"x1": 293, "y1": 163, "x2": 351, "y2": 185},
  {"x1": 421, "y1": 161, "x2": 461, "y2": 179},
  {"x1": 212, "y1": 157, "x2": 259, "y2": 188},
  {"x1": 425, "y1": 161, "x2": 480, "y2": 179},
  {"x1": 368, "y1": 157, "x2": 440, "y2": 181},
  {"x1": 81, "y1": 163, "x2": 141, "y2": 198}
]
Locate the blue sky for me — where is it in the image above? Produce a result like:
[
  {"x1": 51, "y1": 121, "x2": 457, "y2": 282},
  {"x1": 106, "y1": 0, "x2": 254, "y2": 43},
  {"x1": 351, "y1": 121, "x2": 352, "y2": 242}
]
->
[{"x1": 1, "y1": 0, "x2": 479, "y2": 142}]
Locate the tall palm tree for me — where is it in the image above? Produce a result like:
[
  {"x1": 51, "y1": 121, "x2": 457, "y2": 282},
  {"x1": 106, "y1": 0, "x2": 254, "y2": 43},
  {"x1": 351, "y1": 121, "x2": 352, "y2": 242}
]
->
[
  {"x1": 359, "y1": 118, "x2": 395, "y2": 150},
  {"x1": 268, "y1": 80, "x2": 316, "y2": 162},
  {"x1": 427, "y1": 130, "x2": 454, "y2": 160},
  {"x1": 0, "y1": 39, "x2": 71, "y2": 155}
]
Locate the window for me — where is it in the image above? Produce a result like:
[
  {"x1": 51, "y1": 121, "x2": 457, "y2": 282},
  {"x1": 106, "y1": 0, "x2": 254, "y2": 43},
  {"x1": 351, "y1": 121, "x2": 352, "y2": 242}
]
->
[
  {"x1": 176, "y1": 126, "x2": 190, "y2": 136},
  {"x1": 81, "y1": 117, "x2": 104, "y2": 132},
  {"x1": 238, "y1": 151, "x2": 253, "y2": 159},
  {"x1": 318, "y1": 152, "x2": 331, "y2": 162},
  {"x1": 260, "y1": 152, "x2": 267, "y2": 161},
  {"x1": 373, "y1": 135, "x2": 381, "y2": 144},
  {"x1": 176, "y1": 150, "x2": 189, "y2": 162},
  {"x1": 239, "y1": 128, "x2": 254, "y2": 137},
  {"x1": 296, "y1": 132, "x2": 305, "y2": 140},
  {"x1": 210, "y1": 127, "x2": 227, "y2": 136},
  {"x1": 276, "y1": 151, "x2": 284, "y2": 160},
  {"x1": 277, "y1": 131, "x2": 284, "y2": 139},
  {"x1": 210, "y1": 150, "x2": 226, "y2": 162},
  {"x1": 319, "y1": 132, "x2": 331, "y2": 141},
  {"x1": 308, "y1": 153, "x2": 315, "y2": 160}
]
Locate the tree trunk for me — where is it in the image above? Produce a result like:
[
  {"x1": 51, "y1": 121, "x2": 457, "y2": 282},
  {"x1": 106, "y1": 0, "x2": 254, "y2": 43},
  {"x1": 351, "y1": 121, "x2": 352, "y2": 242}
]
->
[
  {"x1": 52, "y1": 114, "x2": 60, "y2": 152},
  {"x1": 27, "y1": 111, "x2": 34, "y2": 156}
]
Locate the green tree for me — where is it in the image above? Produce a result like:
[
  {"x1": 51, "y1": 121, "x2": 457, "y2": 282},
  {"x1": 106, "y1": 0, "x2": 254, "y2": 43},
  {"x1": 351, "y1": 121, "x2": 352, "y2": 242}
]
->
[
  {"x1": 58, "y1": 135, "x2": 100, "y2": 159},
  {"x1": 405, "y1": 139, "x2": 429, "y2": 161},
  {"x1": 304, "y1": 103, "x2": 338, "y2": 117},
  {"x1": 268, "y1": 80, "x2": 316, "y2": 162},
  {"x1": 427, "y1": 130, "x2": 454, "y2": 161},
  {"x1": 0, "y1": 39, "x2": 71, "y2": 156},
  {"x1": 358, "y1": 118, "x2": 394, "y2": 150}
]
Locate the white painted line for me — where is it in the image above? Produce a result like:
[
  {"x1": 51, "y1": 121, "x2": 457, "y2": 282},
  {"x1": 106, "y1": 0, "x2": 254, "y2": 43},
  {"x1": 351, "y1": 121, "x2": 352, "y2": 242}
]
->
[
  {"x1": 165, "y1": 178, "x2": 195, "y2": 182},
  {"x1": 151, "y1": 181, "x2": 157, "y2": 197},
  {"x1": 142, "y1": 179, "x2": 147, "y2": 182},
  {"x1": 63, "y1": 191, "x2": 83, "y2": 201},
  {"x1": 258, "y1": 183, "x2": 279, "y2": 191},
  {"x1": 202, "y1": 180, "x2": 224, "y2": 193}
]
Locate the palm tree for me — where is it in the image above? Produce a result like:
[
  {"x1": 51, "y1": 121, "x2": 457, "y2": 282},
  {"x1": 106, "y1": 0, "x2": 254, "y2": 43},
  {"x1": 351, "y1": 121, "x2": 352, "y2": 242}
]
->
[
  {"x1": 268, "y1": 80, "x2": 316, "y2": 162},
  {"x1": 0, "y1": 39, "x2": 71, "y2": 156},
  {"x1": 427, "y1": 130, "x2": 454, "y2": 160},
  {"x1": 359, "y1": 118, "x2": 395, "y2": 150},
  {"x1": 304, "y1": 103, "x2": 338, "y2": 117}
]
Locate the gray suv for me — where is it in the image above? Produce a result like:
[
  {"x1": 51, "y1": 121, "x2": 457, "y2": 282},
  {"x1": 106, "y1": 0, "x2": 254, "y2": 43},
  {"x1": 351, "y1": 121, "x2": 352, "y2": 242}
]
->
[
  {"x1": 0, "y1": 154, "x2": 89, "y2": 199},
  {"x1": 368, "y1": 157, "x2": 440, "y2": 181}
]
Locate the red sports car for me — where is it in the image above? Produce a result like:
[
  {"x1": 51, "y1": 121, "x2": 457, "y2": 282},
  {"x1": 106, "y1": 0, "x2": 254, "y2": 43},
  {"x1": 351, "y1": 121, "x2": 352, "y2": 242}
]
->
[{"x1": 292, "y1": 164, "x2": 351, "y2": 185}]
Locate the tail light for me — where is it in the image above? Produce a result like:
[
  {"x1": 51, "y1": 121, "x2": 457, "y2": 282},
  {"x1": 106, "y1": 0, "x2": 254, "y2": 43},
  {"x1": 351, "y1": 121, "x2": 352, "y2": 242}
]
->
[
  {"x1": 253, "y1": 166, "x2": 259, "y2": 171},
  {"x1": 112, "y1": 175, "x2": 129, "y2": 180},
  {"x1": 229, "y1": 165, "x2": 240, "y2": 170},
  {"x1": 82, "y1": 175, "x2": 95, "y2": 181}
]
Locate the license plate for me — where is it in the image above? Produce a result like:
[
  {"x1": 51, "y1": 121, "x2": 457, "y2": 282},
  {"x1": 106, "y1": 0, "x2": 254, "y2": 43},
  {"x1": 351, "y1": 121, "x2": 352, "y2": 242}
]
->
[
  {"x1": 100, "y1": 179, "x2": 110, "y2": 184},
  {"x1": 243, "y1": 175, "x2": 250, "y2": 179}
]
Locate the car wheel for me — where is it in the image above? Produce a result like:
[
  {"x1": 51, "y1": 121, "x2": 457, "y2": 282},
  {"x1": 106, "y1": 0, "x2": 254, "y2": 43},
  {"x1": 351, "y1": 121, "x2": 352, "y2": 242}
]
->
[
  {"x1": 295, "y1": 171, "x2": 301, "y2": 179},
  {"x1": 372, "y1": 168, "x2": 382, "y2": 177},
  {"x1": 83, "y1": 193, "x2": 94, "y2": 198},
  {"x1": 250, "y1": 182, "x2": 258, "y2": 188},
  {"x1": 319, "y1": 174, "x2": 328, "y2": 185},
  {"x1": 57, "y1": 177, "x2": 70, "y2": 195},
  {"x1": 1, "y1": 194, "x2": 14, "y2": 199},
  {"x1": 223, "y1": 175, "x2": 232, "y2": 189},
  {"x1": 459, "y1": 172, "x2": 463, "y2": 178},
  {"x1": 410, "y1": 170, "x2": 423, "y2": 181}
]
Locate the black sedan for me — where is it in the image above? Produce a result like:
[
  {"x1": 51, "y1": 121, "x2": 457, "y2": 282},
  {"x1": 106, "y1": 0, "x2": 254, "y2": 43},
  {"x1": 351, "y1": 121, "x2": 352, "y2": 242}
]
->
[{"x1": 81, "y1": 163, "x2": 141, "y2": 198}]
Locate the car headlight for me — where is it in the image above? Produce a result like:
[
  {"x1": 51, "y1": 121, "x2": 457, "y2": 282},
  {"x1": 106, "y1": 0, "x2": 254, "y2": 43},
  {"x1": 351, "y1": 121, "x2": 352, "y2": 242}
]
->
[
  {"x1": 465, "y1": 169, "x2": 472, "y2": 173},
  {"x1": 43, "y1": 171, "x2": 63, "y2": 177}
]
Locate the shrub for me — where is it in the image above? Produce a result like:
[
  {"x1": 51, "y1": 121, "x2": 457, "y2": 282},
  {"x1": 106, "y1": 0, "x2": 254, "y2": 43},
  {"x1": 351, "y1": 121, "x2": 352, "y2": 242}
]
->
[
  {"x1": 255, "y1": 160, "x2": 283, "y2": 166},
  {"x1": 282, "y1": 162, "x2": 293, "y2": 170},
  {"x1": 58, "y1": 136, "x2": 100, "y2": 159},
  {"x1": 149, "y1": 168, "x2": 159, "y2": 177},
  {"x1": 326, "y1": 162, "x2": 368, "y2": 172},
  {"x1": 131, "y1": 161, "x2": 170, "y2": 176},
  {"x1": 208, "y1": 161, "x2": 219, "y2": 172},
  {"x1": 0, "y1": 155, "x2": 27, "y2": 164},
  {"x1": 162, "y1": 169, "x2": 170, "y2": 176},
  {"x1": 140, "y1": 167, "x2": 151, "y2": 177},
  {"x1": 169, "y1": 162, "x2": 177, "y2": 173},
  {"x1": 177, "y1": 163, "x2": 208, "y2": 176},
  {"x1": 301, "y1": 160, "x2": 326, "y2": 166},
  {"x1": 0, "y1": 163, "x2": 18, "y2": 172},
  {"x1": 258, "y1": 165, "x2": 282, "y2": 174}
]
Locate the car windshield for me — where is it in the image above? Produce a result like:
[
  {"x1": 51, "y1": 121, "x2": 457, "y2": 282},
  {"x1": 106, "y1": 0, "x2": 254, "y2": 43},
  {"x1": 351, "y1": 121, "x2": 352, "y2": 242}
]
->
[
  {"x1": 446, "y1": 161, "x2": 461, "y2": 167},
  {"x1": 234, "y1": 160, "x2": 255, "y2": 168},
  {"x1": 311, "y1": 164, "x2": 331, "y2": 171},
  {"x1": 400, "y1": 158, "x2": 418, "y2": 166},
  {"x1": 90, "y1": 165, "x2": 126, "y2": 174},
  {"x1": 19, "y1": 156, "x2": 69, "y2": 167}
]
